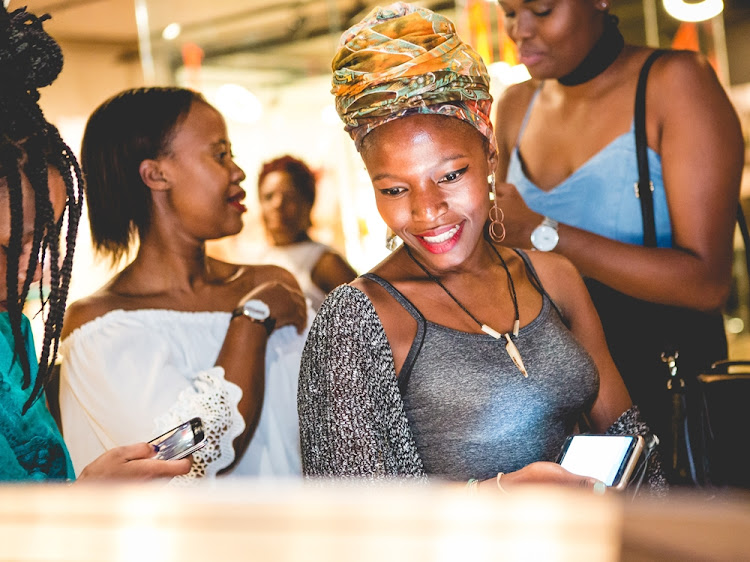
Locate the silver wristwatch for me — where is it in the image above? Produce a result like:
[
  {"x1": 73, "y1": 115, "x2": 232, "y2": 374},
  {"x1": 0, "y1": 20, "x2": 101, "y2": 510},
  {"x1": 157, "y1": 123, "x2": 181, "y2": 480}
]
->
[
  {"x1": 231, "y1": 299, "x2": 276, "y2": 335},
  {"x1": 530, "y1": 217, "x2": 560, "y2": 252}
]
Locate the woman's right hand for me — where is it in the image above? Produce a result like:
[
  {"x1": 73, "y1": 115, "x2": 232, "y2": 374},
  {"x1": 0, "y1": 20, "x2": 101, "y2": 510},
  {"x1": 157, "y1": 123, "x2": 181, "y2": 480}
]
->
[
  {"x1": 76, "y1": 443, "x2": 192, "y2": 482},
  {"x1": 239, "y1": 281, "x2": 307, "y2": 334},
  {"x1": 480, "y1": 461, "x2": 606, "y2": 494}
]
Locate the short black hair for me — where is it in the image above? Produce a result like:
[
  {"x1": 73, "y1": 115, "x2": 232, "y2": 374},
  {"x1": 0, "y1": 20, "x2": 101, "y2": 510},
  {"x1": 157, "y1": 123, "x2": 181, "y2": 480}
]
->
[{"x1": 81, "y1": 87, "x2": 205, "y2": 262}]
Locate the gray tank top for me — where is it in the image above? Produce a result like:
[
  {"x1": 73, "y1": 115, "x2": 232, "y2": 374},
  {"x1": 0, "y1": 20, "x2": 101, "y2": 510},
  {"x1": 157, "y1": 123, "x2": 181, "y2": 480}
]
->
[{"x1": 363, "y1": 250, "x2": 599, "y2": 481}]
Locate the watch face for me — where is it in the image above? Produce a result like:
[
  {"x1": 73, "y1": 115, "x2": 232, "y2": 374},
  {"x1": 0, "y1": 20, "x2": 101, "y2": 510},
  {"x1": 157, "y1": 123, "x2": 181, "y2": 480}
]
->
[
  {"x1": 531, "y1": 225, "x2": 559, "y2": 252},
  {"x1": 243, "y1": 299, "x2": 270, "y2": 321}
]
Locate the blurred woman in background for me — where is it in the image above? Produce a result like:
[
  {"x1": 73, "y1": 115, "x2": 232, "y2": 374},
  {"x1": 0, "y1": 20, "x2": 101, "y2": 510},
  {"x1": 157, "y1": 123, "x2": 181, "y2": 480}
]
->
[{"x1": 256, "y1": 155, "x2": 357, "y2": 310}]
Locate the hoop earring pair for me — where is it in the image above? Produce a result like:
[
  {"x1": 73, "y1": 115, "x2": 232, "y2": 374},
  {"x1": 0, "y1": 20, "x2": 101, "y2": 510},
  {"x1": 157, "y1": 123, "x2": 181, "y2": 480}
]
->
[{"x1": 488, "y1": 174, "x2": 506, "y2": 243}]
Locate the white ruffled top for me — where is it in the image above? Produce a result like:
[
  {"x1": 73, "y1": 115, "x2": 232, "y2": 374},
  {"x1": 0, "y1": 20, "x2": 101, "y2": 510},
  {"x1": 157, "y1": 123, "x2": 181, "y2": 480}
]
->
[{"x1": 59, "y1": 309, "x2": 305, "y2": 481}]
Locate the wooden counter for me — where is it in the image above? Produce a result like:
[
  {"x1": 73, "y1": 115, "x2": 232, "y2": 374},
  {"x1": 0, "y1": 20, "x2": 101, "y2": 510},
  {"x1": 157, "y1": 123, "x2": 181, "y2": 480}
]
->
[{"x1": 0, "y1": 480, "x2": 747, "y2": 561}]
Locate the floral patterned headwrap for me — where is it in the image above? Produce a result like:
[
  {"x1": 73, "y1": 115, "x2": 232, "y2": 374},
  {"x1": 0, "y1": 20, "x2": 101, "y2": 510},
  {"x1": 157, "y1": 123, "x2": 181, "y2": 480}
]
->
[{"x1": 332, "y1": 2, "x2": 497, "y2": 155}]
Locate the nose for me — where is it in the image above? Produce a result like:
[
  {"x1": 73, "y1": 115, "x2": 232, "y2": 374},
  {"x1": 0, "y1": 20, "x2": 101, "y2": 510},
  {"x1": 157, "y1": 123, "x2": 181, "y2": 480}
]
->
[
  {"x1": 411, "y1": 184, "x2": 447, "y2": 223},
  {"x1": 510, "y1": 12, "x2": 534, "y2": 41},
  {"x1": 231, "y1": 159, "x2": 246, "y2": 184}
]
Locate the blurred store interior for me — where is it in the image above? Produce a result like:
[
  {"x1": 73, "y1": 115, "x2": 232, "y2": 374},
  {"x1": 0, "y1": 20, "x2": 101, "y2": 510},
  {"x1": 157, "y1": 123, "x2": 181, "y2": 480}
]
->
[{"x1": 7, "y1": 0, "x2": 750, "y2": 353}]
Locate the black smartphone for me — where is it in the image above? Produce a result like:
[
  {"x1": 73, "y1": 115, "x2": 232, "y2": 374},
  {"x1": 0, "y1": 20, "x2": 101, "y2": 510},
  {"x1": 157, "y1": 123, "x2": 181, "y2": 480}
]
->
[
  {"x1": 556, "y1": 434, "x2": 644, "y2": 490},
  {"x1": 148, "y1": 417, "x2": 205, "y2": 461}
]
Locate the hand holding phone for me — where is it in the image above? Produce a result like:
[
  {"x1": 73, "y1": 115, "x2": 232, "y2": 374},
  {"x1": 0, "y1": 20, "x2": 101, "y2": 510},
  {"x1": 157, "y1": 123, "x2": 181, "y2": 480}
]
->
[
  {"x1": 148, "y1": 417, "x2": 206, "y2": 461},
  {"x1": 556, "y1": 434, "x2": 644, "y2": 490}
]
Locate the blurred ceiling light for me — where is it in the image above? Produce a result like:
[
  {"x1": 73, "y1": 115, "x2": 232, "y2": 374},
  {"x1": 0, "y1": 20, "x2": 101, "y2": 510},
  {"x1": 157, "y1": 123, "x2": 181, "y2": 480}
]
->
[
  {"x1": 215, "y1": 83, "x2": 262, "y2": 124},
  {"x1": 662, "y1": 0, "x2": 723, "y2": 22},
  {"x1": 488, "y1": 61, "x2": 531, "y2": 86},
  {"x1": 162, "y1": 22, "x2": 182, "y2": 41}
]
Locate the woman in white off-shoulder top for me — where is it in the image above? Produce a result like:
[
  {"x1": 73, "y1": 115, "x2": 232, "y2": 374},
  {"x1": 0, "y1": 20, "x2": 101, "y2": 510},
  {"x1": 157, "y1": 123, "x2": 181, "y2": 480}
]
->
[{"x1": 59, "y1": 88, "x2": 308, "y2": 481}]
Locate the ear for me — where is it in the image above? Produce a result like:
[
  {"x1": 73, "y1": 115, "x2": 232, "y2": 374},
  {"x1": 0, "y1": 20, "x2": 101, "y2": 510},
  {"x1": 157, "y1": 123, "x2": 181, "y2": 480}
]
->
[
  {"x1": 487, "y1": 150, "x2": 499, "y2": 177},
  {"x1": 139, "y1": 159, "x2": 170, "y2": 192}
]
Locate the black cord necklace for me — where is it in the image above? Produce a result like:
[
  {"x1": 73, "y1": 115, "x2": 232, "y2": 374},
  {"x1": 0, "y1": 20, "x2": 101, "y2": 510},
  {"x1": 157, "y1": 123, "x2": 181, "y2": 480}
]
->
[{"x1": 404, "y1": 244, "x2": 528, "y2": 377}]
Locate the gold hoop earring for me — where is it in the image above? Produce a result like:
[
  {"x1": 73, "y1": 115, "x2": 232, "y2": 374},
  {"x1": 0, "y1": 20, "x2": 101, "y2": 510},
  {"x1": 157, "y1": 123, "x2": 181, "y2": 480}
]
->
[
  {"x1": 385, "y1": 226, "x2": 400, "y2": 251},
  {"x1": 488, "y1": 174, "x2": 506, "y2": 243}
]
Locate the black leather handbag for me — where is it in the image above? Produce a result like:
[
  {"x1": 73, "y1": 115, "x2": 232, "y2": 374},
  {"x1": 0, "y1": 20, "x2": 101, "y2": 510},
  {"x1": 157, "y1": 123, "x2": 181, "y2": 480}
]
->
[{"x1": 685, "y1": 361, "x2": 750, "y2": 489}]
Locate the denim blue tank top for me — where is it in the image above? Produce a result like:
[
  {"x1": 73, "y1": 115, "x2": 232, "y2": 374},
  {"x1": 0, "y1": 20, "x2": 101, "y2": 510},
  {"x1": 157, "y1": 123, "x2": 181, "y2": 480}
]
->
[{"x1": 507, "y1": 89, "x2": 673, "y2": 247}]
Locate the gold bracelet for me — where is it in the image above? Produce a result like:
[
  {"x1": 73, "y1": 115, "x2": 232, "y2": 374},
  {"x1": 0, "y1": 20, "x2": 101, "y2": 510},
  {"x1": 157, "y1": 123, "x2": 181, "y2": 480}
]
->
[
  {"x1": 496, "y1": 472, "x2": 508, "y2": 494},
  {"x1": 466, "y1": 478, "x2": 480, "y2": 495}
]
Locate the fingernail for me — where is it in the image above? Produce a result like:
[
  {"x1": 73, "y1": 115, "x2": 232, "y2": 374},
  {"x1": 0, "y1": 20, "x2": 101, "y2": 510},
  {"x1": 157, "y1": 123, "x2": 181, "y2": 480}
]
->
[{"x1": 593, "y1": 481, "x2": 607, "y2": 495}]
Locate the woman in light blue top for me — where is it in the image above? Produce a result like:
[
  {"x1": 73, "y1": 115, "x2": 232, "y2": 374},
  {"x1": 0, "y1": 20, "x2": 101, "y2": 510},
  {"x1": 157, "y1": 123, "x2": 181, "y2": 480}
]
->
[{"x1": 493, "y1": 0, "x2": 743, "y2": 479}]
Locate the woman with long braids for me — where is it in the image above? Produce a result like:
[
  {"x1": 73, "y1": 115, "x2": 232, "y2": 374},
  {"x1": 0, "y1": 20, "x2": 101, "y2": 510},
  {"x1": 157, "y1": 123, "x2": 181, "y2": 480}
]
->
[
  {"x1": 0, "y1": 5, "x2": 190, "y2": 481},
  {"x1": 298, "y1": 3, "x2": 665, "y2": 494}
]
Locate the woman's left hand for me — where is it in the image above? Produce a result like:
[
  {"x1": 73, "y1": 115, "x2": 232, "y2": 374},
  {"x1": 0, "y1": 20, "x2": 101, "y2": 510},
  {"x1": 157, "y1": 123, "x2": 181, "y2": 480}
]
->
[{"x1": 481, "y1": 461, "x2": 605, "y2": 494}]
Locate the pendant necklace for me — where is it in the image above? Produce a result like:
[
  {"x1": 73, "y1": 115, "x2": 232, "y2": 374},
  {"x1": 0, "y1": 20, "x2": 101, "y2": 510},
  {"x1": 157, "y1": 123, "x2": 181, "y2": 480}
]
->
[{"x1": 404, "y1": 244, "x2": 528, "y2": 377}]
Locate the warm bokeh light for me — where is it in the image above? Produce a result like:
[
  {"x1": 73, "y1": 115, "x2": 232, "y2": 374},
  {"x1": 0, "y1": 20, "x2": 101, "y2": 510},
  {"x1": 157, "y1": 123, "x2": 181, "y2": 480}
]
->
[
  {"x1": 161, "y1": 22, "x2": 181, "y2": 40},
  {"x1": 663, "y1": 0, "x2": 724, "y2": 23}
]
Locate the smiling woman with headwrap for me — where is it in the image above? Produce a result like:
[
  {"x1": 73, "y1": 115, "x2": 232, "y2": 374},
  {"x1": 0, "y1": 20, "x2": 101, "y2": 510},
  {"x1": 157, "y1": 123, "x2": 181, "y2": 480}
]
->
[{"x1": 297, "y1": 3, "x2": 665, "y2": 495}]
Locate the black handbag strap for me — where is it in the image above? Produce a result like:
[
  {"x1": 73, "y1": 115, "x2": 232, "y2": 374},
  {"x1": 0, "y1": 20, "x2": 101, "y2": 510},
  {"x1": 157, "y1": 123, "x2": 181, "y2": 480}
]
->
[
  {"x1": 634, "y1": 50, "x2": 666, "y2": 248},
  {"x1": 635, "y1": 52, "x2": 750, "y2": 300}
]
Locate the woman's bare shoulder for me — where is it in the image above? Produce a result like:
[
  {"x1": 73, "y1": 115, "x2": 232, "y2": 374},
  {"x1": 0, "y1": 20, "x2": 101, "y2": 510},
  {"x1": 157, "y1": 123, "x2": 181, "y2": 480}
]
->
[
  {"x1": 520, "y1": 250, "x2": 583, "y2": 293},
  {"x1": 241, "y1": 261, "x2": 301, "y2": 292},
  {"x1": 494, "y1": 80, "x2": 540, "y2": 156},
  {"x1": 646, "y1": 48, "x2": 726, "y2": 104},
  {"x1": 495, "y1": 80, "x2": 538, "y2": 119},
  {"x1": 62, "y1": 285, "x2": 129, "y2": 339}
]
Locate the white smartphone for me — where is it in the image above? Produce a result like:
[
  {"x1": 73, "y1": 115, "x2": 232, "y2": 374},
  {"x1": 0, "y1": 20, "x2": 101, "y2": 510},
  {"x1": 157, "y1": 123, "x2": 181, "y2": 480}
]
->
[
  {"x1": 556, "y1": 434, "x2": 644, "y2": 490},
  {"x1": 148, "y1": 417, "x2": 205, "y2": 461}
]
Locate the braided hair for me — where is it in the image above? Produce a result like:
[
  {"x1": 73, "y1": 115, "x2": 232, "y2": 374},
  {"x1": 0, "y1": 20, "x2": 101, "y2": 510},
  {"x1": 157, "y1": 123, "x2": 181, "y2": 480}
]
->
[{"x1": 0, "y1": 6, "x2": 83, "y2": 413}]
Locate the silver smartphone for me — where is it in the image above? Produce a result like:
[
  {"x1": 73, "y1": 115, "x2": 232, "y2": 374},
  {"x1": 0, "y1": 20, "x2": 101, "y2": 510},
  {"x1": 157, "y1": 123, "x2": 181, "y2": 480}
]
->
[
  {"x1": 556, "y1": 434, "x2": 644, "y2": 490},
  {"x1": 148, "y1": 417, "x2": 206, "y2": 461}
]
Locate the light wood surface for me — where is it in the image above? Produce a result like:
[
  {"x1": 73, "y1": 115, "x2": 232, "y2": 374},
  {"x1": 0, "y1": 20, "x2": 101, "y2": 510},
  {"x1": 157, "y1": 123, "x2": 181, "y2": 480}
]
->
[{"x1": 0, "y1": 480, "x2": 747, "y2": 561}]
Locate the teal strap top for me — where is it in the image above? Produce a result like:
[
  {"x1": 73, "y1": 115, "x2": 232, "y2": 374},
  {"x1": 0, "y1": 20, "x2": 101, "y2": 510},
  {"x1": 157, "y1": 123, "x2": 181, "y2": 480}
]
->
[{"x1": 0, "y1": 313, "x2": 74, "y2": 481}]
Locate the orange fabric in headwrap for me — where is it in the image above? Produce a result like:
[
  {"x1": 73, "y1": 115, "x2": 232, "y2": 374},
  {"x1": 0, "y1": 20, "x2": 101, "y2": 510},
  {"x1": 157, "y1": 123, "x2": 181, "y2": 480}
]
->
[{"x1": 332, "y1": 2, "x2": 496, "y2": 154}]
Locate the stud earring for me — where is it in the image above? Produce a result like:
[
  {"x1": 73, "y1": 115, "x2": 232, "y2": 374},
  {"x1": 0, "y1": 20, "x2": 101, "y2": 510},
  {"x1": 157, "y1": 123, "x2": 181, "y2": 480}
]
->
[
  {"x1": 599, "y1": 1, "x2": 609, "y2": 9},
  {"x1": 488, "y1": 174, "x2": 506, "y2": 243},
  {"x1": 385, "y1": 226, "x2": 400, "y2": 251}
]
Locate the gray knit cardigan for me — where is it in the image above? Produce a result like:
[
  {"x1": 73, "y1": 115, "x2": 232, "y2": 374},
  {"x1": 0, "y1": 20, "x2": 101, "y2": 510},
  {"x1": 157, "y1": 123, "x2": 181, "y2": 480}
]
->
[{"x1": 298, "y1": 284, "x2": 667, "y2": 493}]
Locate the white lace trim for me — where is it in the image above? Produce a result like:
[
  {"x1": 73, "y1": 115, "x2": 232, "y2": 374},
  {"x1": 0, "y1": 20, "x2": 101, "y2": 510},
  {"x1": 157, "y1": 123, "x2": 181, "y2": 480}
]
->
[{"x1": 153, "y1": 367, "x2": 245, "y2": 484}]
